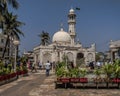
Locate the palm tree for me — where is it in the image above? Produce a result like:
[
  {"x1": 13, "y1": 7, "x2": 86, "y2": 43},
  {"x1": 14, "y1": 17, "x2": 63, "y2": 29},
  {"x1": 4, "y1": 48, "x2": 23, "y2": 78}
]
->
[
  {"x1": 2, "y1": 11, "x2": 24, "y2": 59},
  {"x1": 0, "y1": 0, "x2": 19, "y2": 9},
  {"x1": 0, "y1": 0, "x2": 19, "y2": 28},
  {"x1": 0, "y1": 0, "x2": 19, "y2": 15},
  {"x1": 38, "y1": 31, "x2": 50, "y2": 46}
]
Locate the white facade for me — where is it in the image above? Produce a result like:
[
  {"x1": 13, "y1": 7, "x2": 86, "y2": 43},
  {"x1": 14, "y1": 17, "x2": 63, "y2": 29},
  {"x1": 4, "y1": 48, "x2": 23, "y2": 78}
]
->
[
  {"x1": 33, "y1": 8, "x2": 96, "y2": 66},
  {"x1": 109, "y1": 40, "x2": 120, "y2": 62}
]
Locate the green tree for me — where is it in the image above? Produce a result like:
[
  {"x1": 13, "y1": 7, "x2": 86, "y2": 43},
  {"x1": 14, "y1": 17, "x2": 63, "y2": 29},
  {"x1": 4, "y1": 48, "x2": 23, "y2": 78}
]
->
[
  {"x1": 96, "y1": 52, "x2": 105, "y2": 62},
  {"x1": 2, "y1": 12, "x2": 24, "y2": 58},
  {"x1": 0, "y1": 0, "x2": 19, "y2": 27},
  {"x1": 38, "y1": 31, "x2": 50, "y2": 46}
]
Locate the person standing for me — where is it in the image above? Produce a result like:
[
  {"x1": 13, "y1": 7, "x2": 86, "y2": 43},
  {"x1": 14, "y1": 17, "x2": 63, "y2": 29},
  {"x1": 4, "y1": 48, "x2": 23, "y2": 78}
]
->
[
  {"x1": 31, "y1": 62, "x2": 37, "y2": 72},
  {"x1": 45, "y1": 61, "x2": 50, "y2": 76},
  {"x1": 96, "y1": 61, "x2": 101, "y2": 69}
]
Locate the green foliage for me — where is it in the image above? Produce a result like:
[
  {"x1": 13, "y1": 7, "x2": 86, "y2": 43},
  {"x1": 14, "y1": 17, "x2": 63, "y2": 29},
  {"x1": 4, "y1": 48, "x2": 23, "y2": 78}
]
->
[
  {"x1": 38, "y1": 31, "x2": 50, "y2": 46},
  {"x1": 22, "y1": 65, "x2": 28, "y2": 71},
  {"x1": 5, "y1": 68, "x2": 11, "y2": 74},
  {"x1": 94, "y1": 69, "x2": 102, "y2": 78},
  {"x1": 7, "y1": 64, "x2": 12, "y2": 72},
  {"x1": 55, "y1": 61, "x2": 69, "y2": 78},
  {"x1": 55, "y1": 59, "x2": 120, "y2": 79},
  {"x1": 20, "y1": 56, "x2": 27, "y2": 63},
  {"x1": 76, "y1": 58, "x2": 84, "y2": 67},
  {"x1": 69, "y1": 68, "x2": 80, "y2": 78},
  {"x1": 56, "y1": 61, "x2": 66, "y2": 70},
  {"x1": 79, "y1": 68, "x2": 87, "y2": 77},
  {"x1": 114, "y1": 59, "x2": 120, "y2": 66},
  {"x1": 0, "y1": 70, "x2": 4, "y2": 75},
  {"x1": 102, "y1": 64, "x2": 113, "y2": 78},
  {"x1": 56, "y1": 66, "x2": 69, "y2": 78},
  {"x1": 55, "y1": 61, "x2": 88, "y2": 78},
  {"x1": 0, "y1": 68, "x2": 10, "y2": 75},
  {"x1": 0, "y1": 61, "x2": 4, "y2": 69},
  {"x1": 113, "y1": 64, "x2": 120, "y2": 78},
  {"x1": 112, "y1": 59, "x2": 120, "y2": 78},
  {"x1": 102, "y1": 59, "x2": 120, "y2": 78},
  {"x1": 16, "y1": 66, "x2": 21, "y2": 71}
]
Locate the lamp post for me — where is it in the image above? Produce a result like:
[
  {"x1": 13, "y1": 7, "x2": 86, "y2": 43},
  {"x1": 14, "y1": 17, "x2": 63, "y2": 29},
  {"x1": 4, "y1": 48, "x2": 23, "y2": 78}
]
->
[{"x1": 13, "y1": 40, "x2": 20, "y2": 72}]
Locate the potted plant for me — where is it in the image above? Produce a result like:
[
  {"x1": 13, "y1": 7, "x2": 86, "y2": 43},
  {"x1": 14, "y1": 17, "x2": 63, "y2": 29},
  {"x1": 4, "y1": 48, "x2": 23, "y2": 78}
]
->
[
  {"x1": 21, "y1": 65, "x2": 28, "y2": 76},
  {"x1": 79, "y1": 68, "x2": 88, "y2": 83},
  {"x1": 56, "y1": 66, "x2": 70, "y2": 83},
  {"x1": 16, "y1": 65, "x2": 22, "y2": 76},
  {"x1": 93, "y1": 69, "x2": 103, "y2": 89},
  {"x1": 111, "y1": 60, "x2": 120, "y2": 88},
  {"x1": 69, "y1": 67, "x2": 80, "y2": 83},
  {"x1": 102, "y1": 64, "x2": 114, "y2": 88}
]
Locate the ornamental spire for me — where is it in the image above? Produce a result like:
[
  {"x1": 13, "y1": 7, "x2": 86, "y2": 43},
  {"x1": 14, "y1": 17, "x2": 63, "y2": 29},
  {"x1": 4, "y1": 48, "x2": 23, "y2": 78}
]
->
[{"x1": 60, "y1": 23, "x2": 64, "y2": 31}]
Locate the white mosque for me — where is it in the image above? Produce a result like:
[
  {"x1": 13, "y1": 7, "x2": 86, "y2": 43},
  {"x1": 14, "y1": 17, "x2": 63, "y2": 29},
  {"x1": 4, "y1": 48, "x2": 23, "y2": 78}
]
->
[{"x1": 33, "y1": 8, "x2": 96, "y2": 66}]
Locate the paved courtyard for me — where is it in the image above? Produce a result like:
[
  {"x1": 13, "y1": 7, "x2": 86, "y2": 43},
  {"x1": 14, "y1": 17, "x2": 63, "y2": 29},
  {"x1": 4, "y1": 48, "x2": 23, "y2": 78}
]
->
[
  {"x1": 30, "y1": 70, "x2": 120, "y2": 96},
  {"x1": 0, "y1": 70, "x2": 120, "y2": 96}
]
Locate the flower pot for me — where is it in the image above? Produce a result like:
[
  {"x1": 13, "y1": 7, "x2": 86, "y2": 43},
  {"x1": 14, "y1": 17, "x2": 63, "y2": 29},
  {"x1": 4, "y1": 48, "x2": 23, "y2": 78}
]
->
[
  {"x1": 16, "y1": 71, "x2": 22, "y2": 75},
  {"x1": 60, "y1": 78, "x2": 69, "y2": 83},
  {"x1": 10, "y1": 73, "x2": 17, "y2": 78},
  {"x1": 111, "y1": 78, "x2": 120, "y2": 83},
  {"x1": 79, "y1": 78, "x2": 88, "y2": 83},
  {"x1": 70, "y1": 78, "x2": 79, "y2": 83},
  {"x1": 0, "y1": 76, "x2": 4, "y2": 81}
]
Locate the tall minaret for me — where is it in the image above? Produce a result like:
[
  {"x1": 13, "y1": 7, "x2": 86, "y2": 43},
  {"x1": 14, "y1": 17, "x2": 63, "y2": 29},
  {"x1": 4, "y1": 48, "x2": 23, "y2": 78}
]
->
[{"x1": 68, "y1": 8, "x2": 76, "y2": 46}]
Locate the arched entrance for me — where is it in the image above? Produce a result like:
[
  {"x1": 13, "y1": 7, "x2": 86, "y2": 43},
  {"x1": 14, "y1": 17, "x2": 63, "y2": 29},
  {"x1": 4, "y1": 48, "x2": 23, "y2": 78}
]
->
[
  {"x1": 43, "y1": 52, "x2": 52, "y2": 63},
  {"x1": 67, "y1": 52, "x2": 73, "y2": 62},
  {"x1": 76, "y1": 53, "x2": 84, "y2": 67},
  {"x1": 87, "y1": 53, "x2": 93, "y2": 62}
]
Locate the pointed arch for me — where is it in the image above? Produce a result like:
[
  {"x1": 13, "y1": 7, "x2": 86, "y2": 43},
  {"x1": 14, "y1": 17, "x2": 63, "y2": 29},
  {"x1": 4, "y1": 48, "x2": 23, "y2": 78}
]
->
[
  {"x1": 43, "y1": 52, "x2": 52, "y2": 63},
  {"x1": 67, "y1": 52, "x2": 73, "y2": 62},
  {"x1": 76, "y1": 53, "x2": 84, "y2": 66}
]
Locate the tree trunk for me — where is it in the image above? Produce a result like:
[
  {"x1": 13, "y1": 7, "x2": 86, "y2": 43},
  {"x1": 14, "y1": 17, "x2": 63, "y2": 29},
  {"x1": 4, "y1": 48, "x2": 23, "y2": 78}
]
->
[{"x1": 2, "y1": 35, "x2": 9, "y2": 59}]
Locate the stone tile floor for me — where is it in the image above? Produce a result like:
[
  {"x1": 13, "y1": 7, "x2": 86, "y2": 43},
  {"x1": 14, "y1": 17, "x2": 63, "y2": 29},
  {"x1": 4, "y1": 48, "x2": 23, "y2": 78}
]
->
[{"x1": 29, "y1": 75, "x2": 120, "y2": 96}]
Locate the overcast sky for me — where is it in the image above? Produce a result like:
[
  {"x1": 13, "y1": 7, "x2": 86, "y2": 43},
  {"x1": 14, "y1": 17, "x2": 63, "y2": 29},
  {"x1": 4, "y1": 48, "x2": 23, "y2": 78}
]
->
[{"x1": 9, "y1": 0, "x2": 120, "y2": 54}]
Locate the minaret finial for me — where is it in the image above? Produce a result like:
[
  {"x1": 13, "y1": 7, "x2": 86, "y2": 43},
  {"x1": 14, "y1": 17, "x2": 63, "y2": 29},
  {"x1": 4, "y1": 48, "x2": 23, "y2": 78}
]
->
[
  {"x1": 60, "y1": 23, "x2": 63, "y2": 29},
  {"x1": 60, "y1": 23, "x2": 64, "y2": 31}
]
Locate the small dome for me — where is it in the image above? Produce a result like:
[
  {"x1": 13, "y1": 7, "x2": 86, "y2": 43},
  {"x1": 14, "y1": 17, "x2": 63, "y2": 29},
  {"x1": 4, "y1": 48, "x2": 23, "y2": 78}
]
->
[
  {"x1": 52, "y1": 28, "x2": 71, "y2": 44},
  {"x1": 110, "y1": 44, "x2": 116, "y2": 48},
  {"x1": 69, "y1": 8, "x2": 75, "y2": 13}
]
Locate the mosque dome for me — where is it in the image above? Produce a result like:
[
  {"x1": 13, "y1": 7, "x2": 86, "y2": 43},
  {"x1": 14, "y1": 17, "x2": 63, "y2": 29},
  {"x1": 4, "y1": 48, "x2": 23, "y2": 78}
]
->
[
  {"x1": 52, "y1": 28, "x2": 71, "y2": 44},
  {"x1": 69, "y1": 8, "x2": 75, "y2": 13}
]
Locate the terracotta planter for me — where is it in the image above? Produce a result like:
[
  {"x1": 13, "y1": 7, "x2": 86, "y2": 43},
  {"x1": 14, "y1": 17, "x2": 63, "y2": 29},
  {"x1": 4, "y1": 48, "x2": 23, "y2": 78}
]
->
[
  {"x1": 16, "y1": 71, "x2": 22, "y2": 75},
  {"x1": 79, "y1": 78, "x2": 88, "y2": 83},
  {"x1": 70, "y1": 78, "x2": 80, "y2": 83},
  {"x1": 60, "y1": 78, "x2": 69, "y2": 83},
  {"x1": 111, "y1": 78, "x2": 120, "y2": 83},
  {"x1": 0, "y1": 76, "x2": 4, "y2": 81},
  {"x1": 10, "y1": 73, "x2": 17, "y2": 78},
  {"x1": 7, "y1": 74, "x2": 11, "y2": 79}
]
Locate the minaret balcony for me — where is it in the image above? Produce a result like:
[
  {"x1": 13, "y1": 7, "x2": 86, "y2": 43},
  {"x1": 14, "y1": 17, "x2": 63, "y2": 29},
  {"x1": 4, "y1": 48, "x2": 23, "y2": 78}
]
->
[
  {"x1": 69, "y1": 32, "x2": 76, "y2": 36},
  {"x1": 68, "y1": 20, "x2": 76, "y2": 23}
]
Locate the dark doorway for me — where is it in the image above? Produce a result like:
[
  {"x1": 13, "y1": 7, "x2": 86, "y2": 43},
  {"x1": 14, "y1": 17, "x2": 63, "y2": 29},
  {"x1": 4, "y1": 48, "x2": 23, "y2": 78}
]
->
[
  {"x1": 77, "y1": 53, "x2": 84, "y2": 59},
  {"x1": 76, "y1": 53, "x2": 84, "y2": 67}
]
